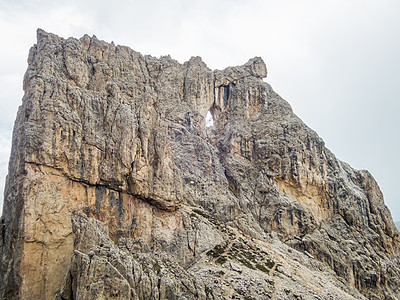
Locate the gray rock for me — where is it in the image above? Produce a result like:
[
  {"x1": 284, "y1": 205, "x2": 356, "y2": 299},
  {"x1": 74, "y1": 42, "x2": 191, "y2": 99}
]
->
[
  {"x1": 230, "y1": 262, "x2": 242, "y2": 273},
  {"x1": 0, "y1": 29, "x2": 399, "y2": 300}
]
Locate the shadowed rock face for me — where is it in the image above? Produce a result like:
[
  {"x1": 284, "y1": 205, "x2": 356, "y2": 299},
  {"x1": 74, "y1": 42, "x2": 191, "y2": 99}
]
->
[{"x1": 0, "y1": 29, "x2": 399, "y2": 300}]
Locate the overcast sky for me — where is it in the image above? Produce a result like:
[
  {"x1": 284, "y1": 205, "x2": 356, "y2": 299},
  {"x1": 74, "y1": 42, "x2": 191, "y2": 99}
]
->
[{"x1": 0, "y1": 0, "x2": 399, "y2": 222}]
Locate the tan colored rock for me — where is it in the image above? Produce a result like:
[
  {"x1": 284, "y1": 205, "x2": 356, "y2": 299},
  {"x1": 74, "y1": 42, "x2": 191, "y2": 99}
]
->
[{"x1": 0, "y1": 29, "x2": 399, "y2": 299}]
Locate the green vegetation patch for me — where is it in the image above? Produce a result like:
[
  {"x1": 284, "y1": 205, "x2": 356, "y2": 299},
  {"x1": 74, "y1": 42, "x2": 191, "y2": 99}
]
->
[
  {"x1": 237, "y1": 256, "x2": 255, "y2": 270},
  {"x1": 241, "y1": 250, "x2": 256, "y2": 262},
  {"x1": 228, "y1": 247, "x2": 240, "y2": 259},
  {"x1": 216, "y1": 256, "x2": 227, "y2": 265},
  {"x1": 235, "y1": 288, "x2": 246, "y2": 296},
  {"x1": 205, "y1": 286, "x2": 213, "y2": 298},
  {"x1": 265, "y1": 259, "x2": 275, "y2": 269},
  {"x1": 206, "y1": 244, "x2": 226, "y2": 258},
  {"x1": 255, "y1": 263, "x2": 269, "y2": 273}
]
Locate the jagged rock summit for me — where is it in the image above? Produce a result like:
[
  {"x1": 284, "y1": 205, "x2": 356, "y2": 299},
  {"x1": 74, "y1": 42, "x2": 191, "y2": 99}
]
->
[{"x1": 0, "y1": 29, "x2": 399, "y2": 300}]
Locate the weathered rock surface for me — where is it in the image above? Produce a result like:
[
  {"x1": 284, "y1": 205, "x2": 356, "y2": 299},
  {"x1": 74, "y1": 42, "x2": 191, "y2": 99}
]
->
[{"x1": 0, "y1": 29, "x2": 399, "y2": 299}]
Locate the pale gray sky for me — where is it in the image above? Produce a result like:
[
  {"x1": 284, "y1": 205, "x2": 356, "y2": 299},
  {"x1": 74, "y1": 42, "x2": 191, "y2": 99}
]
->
[{"x1": 0, "y1": 0, "x2": 399, "y2": 222}]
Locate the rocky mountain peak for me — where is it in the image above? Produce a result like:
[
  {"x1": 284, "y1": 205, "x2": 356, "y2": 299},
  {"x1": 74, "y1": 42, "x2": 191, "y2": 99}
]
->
[{"x1": 0, "y1": 30, "x2": 399, "y2": 300}]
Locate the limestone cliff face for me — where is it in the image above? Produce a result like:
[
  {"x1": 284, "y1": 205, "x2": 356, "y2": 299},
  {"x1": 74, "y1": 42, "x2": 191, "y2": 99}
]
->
[{"x1": 0, "y1": 29, "x2": 399, "y2": 300}]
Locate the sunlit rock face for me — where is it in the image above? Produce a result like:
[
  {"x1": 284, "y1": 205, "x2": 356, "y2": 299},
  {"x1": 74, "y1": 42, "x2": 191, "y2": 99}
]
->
[{"x1": 0, "y1": 29, "x2": 399, "y2": 300}]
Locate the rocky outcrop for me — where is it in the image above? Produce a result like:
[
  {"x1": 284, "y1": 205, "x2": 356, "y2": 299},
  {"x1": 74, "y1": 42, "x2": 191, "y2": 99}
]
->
[{"x1": 0, "y1": 29, "x2": 399, "y2": 300}]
